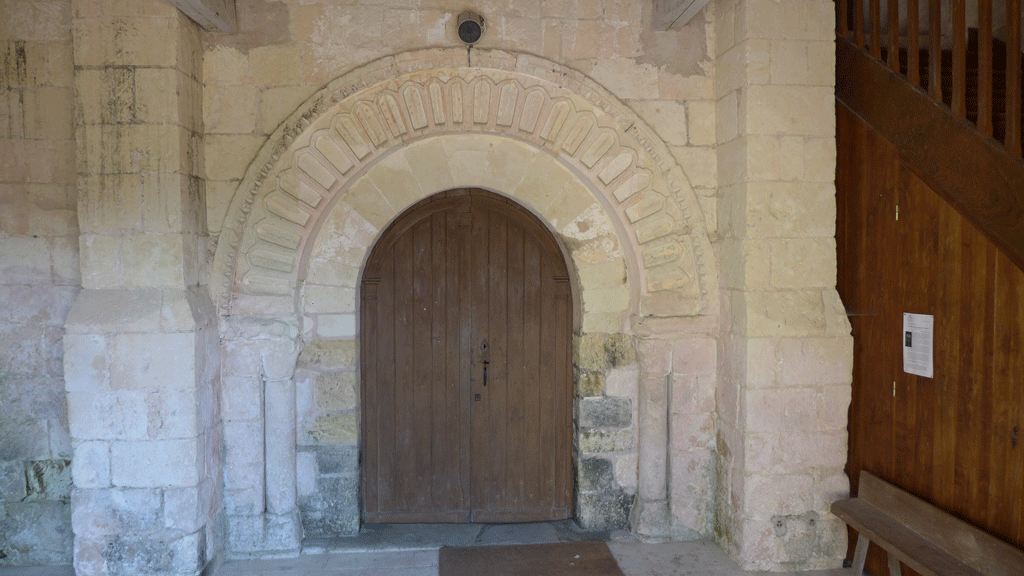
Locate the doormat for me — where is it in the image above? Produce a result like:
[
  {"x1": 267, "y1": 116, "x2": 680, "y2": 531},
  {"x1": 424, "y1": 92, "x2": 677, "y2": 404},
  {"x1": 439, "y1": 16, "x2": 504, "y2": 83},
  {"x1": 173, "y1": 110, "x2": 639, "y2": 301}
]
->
[{"x1": 439, "y1": 541, "x2": 625, "y2": 576}]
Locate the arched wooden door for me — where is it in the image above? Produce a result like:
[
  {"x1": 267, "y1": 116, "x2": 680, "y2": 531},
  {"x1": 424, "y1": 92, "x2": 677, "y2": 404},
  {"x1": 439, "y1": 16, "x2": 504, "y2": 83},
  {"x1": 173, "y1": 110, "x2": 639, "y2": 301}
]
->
[{"x1": 361, "y1": 189, "x2": 573, "y2": 523}]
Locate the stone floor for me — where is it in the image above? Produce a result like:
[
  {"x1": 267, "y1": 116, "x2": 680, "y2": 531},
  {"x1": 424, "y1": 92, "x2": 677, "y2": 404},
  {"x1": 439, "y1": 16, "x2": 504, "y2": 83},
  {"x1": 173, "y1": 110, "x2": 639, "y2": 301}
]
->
[{"x1": 0, "y1": 522, "x2": 855, "y2": 576}]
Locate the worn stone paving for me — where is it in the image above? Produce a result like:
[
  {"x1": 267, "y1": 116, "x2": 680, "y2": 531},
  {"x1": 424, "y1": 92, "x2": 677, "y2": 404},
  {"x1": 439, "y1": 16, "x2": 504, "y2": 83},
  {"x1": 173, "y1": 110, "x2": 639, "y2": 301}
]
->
[
  {"x1": 0, "y1": 523, "x2": 854, "y2": 576},
  {"x1": 0, "y1": 540, "x2": 854, "y2": 576}
]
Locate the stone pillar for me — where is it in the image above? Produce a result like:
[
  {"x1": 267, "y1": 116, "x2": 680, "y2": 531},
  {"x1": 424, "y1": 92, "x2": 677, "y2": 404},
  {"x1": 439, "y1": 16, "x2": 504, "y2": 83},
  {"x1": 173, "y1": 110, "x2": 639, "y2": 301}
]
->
[
  {"x1": 630, "y1": 338, "x2": 671, "y2": 538},
  {"x1": 221, "y1": 317, "x2": 302, "y2": 556},
  {"x1": 714, "y1": 0, "x2": 853, "y2": 569},
  {"x1": 63, "y1": 2, "x2": 220, "y2": 575}
]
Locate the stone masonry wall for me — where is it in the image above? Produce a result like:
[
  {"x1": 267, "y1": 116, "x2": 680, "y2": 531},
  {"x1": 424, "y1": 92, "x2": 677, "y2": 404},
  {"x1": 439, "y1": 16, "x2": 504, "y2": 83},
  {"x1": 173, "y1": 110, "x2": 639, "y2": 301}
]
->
[
  {"x1": 294, "y1": 340, "x2": 360, "y2": 537},
  {"x1": 0, "y1": 0, "x2": 77, "y2": 565},
  {"x1": 714, "y1": 0, "x2": 852, "y2": 569},
  {"x1": 574, "y1": 333, "x2": 639, "y2": 530},
  {"x1": 62, "y1": 2, "x2": 223, "y2": 574},
  {"x1": 202, "y1": 0, "x2": 719, "y2": 263}
]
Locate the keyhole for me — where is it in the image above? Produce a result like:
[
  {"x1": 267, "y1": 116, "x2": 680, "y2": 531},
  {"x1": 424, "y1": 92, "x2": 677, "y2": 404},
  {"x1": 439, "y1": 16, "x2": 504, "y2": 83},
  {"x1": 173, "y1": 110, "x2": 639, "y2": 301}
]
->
[
  {"x1": 481, "y1": 340, "x2": 488, "y2": 352},
  {"x1": 1012, "y1": 426, "x2": 1019, "y2": 448}
]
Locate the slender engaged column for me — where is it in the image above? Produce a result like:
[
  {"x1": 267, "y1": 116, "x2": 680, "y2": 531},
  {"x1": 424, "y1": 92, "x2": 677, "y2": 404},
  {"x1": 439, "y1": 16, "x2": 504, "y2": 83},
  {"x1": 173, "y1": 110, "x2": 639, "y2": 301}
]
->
[{"x1": 264, "y1": 377, "x2": 297, "y2": 515}]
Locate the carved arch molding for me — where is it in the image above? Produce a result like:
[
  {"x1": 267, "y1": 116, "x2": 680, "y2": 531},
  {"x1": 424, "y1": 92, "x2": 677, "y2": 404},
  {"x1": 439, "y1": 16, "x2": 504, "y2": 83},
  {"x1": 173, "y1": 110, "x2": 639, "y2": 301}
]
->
[{"x1": 212, "y1": 49, "x2": 716, "y2": 319}]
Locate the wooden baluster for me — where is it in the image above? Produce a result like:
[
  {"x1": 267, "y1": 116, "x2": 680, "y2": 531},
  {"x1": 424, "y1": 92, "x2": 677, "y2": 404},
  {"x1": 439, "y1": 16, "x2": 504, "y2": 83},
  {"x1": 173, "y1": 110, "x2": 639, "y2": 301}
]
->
[
  {"x1": 888, "y1": 0, "x2": 900, "y2": 71},
  {"x1": 928, "y1": 0, "x2": 942, "y2": 100},
  {"x1": 871, "y1": 0, "x2": 882, "y2": 59},
  {"x1": 855, "y1": 0, "x2": 866, "y2": 50},
  {"x1": 952, "y1": 0, "x2": 966, "y2": 118},
  {"x1": 977, "y1": 0, "x2": 993, "y2": 136},
  {"x1": 840, "y1": 0, "x2": 850, "y2": 37},
  {"x1": 908, "y1": 0, "x2": 920, "y2": 86},
  {"x1": 1007, "y1": 0, "x2": 1022, "y2": 157}
]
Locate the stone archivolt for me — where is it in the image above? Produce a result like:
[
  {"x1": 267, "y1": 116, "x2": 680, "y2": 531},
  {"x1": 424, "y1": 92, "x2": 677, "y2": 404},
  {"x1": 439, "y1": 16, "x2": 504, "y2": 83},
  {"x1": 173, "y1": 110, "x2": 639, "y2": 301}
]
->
[{"x1": 213, "y1": 50, "x2": 715, "y2": 320}]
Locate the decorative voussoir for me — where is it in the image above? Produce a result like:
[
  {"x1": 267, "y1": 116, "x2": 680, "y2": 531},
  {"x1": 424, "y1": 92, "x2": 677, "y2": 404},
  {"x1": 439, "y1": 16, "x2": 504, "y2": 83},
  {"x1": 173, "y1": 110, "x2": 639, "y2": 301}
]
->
[{"x1": 212, "y1": 50, "x2": 717, "y2": 320}]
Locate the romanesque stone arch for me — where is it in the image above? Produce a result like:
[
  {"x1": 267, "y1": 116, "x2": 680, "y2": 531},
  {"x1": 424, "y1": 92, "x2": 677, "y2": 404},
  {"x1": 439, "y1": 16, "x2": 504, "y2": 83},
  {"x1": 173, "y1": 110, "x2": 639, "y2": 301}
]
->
[
  {"x1": 212, "y1": 49, "x2": 721, "y2": 553},
  {"x1": 212, "y1": 49, "x2": 717, "y2": 322}
]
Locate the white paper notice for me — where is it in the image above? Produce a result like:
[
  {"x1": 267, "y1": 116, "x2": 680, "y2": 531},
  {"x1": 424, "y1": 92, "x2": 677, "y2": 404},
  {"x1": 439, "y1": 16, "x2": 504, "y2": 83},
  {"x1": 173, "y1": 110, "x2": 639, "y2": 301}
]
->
[{"x1": 903, "y1": 313, "x2": 934, "y2": 378}]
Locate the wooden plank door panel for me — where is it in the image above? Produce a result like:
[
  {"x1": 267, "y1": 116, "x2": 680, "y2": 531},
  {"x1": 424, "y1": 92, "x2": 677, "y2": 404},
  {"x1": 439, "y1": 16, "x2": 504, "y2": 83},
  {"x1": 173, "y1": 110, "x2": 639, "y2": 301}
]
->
[{"x1": 362, "y1": 189, "x2": 572, "y2": 524}]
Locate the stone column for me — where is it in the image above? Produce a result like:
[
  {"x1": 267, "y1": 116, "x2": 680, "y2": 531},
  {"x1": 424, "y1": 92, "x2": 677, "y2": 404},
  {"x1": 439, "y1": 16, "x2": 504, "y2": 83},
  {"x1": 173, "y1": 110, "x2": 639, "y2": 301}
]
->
[
  {"x1": 714, "y1": 0, "x2": 853, "y2": 569},
  {"x1": 221, "y1": 317, "x2": 302, "y2": 556},
  {"x1": 62, "y1": 2, "x2": 220, "y2": 575},
  {"x1": 630, "y1": 338, "x2": 671, "y2": 537}
]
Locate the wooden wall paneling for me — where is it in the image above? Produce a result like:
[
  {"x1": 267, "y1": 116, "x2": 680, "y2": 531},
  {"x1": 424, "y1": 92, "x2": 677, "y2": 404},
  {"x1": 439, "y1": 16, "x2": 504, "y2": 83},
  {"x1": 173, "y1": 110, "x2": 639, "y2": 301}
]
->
[
  {"x1": 838, "y1": 101, "x2": 1024, "y2": 573},
  {"x1": 922, "y1": 177, "x2": 957, "y2": 527},
  {"x1": 837, "y1": 36, "x2": 1024, "y2": 275},
  {"x1": 990, "y1": 253, "x2": 1024, "y2": 543},
  {"x1": 873, "y1": 110, "x2": 899, "y2": 485},
  {"x1": 893, "y1": 167, "x2": 931, "y2": 504}
]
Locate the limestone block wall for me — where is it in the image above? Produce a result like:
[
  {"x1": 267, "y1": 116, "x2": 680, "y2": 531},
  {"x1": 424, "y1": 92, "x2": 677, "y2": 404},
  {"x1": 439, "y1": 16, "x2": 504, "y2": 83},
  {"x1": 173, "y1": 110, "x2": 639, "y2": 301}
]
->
[
  {"x1": 714, "y1": 0, "x2": 852, "y2": 569},
  {"x1": 61, "y1": 2, "x2": 223, "y2": 574},
  {"x1": 294, "y1": 341, "x2": 359, "y2": 537},
  {"x1": 0, "y1": 0, "x2": 77, "y2": 565},
  {"x1": 202, "y1": 0, "x2": 719, "y2": 267},
  {"x1": 207, "y1": 3, "x2": 723, "y2": 546}
]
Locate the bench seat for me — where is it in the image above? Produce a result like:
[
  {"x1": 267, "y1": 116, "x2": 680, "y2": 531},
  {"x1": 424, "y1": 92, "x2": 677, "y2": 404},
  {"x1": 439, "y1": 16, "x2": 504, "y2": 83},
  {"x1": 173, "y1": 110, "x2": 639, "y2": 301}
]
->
[{"x1": 831, "y1": 471, "x2": 1024, "y2": 576}]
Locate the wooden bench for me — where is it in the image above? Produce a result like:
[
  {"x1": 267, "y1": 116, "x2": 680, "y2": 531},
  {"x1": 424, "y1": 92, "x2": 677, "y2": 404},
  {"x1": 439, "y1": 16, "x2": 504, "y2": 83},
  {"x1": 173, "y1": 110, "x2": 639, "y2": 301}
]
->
[{"x1": 831, "y1": 471, "x2": 1024, "y2": 576}]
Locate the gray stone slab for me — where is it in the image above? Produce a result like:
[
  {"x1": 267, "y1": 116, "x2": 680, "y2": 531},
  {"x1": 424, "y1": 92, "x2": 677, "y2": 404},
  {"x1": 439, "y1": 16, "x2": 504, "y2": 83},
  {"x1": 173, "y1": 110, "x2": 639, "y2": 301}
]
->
[
  {"x1": 0, "y1": 567, "x2": 75, "y2": 576},
  {"x1": 474, "y1": 522, "x2": 560, "y2": 545},
  {"x1": 303, "y1": 523, "x2": 482, "y2": 553}
]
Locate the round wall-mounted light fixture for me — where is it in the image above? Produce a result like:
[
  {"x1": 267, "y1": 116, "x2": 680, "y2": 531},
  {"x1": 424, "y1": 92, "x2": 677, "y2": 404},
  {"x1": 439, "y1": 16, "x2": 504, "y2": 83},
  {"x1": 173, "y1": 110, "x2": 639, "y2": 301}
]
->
[{"x1": 457, "y1": 11, "x2": 484, "y2": 45}]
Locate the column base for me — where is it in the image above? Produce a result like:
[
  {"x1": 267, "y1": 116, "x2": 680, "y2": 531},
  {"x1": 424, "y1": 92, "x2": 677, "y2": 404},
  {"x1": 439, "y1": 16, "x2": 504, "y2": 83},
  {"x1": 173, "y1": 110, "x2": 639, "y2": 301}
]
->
[
  {"x1": 226, "y1": 512, "x2": 301, "y2": 557},
  {"x1": 629, "y1": 497, "x2": 671, "y2": 540}
]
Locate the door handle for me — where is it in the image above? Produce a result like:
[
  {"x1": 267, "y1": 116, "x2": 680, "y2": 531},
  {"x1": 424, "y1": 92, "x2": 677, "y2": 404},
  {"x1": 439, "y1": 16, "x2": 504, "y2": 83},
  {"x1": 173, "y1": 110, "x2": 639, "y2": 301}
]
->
[{"x1": 482, "y1": 360, "x2": 489, "y2": 386}]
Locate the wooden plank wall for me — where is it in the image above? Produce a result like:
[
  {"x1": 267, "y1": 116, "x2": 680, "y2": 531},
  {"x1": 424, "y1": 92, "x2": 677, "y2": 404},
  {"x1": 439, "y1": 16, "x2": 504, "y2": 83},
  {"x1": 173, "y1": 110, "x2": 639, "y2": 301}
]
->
[{"x1": 836, "y1": 102, "x2": 1024, "y2": 575}]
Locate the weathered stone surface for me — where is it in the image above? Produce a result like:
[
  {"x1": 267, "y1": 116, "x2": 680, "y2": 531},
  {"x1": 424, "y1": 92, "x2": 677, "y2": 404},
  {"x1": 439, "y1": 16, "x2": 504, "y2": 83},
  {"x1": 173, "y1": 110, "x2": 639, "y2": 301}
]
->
[
  {"x1": 576, "y1": 370, "x2": 605, "y2": 397},
  {"x1": 306, "y1": 413, "x2": 358, "y2": 444},
  {"x1": 0, "y1": 501, "x2": 73, "y2": 565},
  {"x1": 298, "y1": 472, "x2": 360, "y2": 538},
  {"x1": 576, "y1": 334, "x2": 637, "y2": 371},
  {"x1": 298, "y1": 340, "x2": 358, "y2": 371},
  {"x1": 227, "y1": 512, "x2": 301, "y2": 554},
  {"x1": 576, "y1": 489, "x2": 631, "y2": 531},
  {"x1": 0, "y1": 461, "x2": 27, "y2": 502},
  {"x1": 24, "y1": 460, "x2": 71, "y2": 502},
  {"x1": 314, "y1": 372, "x2": 358, "y2": 412},
  {"x1": 315, "y1": 445, "x2": 358, "y2": 475},
  {"x1": 579, "y1": 397, "x2": 632, "y2": 428},
  {"x1": 75, "y1": 530, "x2": 207, "y2": 576},
  {"x1": 71, "y1": 488, "x2": 162, "y2": 537},
  {"x1": 579, "y1": 429, "x2": 635, "y2": 453},
  {"x1": 579, "y1": 457, "x2": 615, "y2": 491}
]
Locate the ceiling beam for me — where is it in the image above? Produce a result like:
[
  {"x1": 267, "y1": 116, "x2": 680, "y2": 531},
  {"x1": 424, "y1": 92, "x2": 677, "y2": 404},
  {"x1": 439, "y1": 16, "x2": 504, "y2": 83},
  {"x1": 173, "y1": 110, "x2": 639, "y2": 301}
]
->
[
  {"x1": 652, "y1": 0, "x2": 712, "y2": 30},
  {"x1": 168, "y1": 0, "x2": 237, "y2": 33}
]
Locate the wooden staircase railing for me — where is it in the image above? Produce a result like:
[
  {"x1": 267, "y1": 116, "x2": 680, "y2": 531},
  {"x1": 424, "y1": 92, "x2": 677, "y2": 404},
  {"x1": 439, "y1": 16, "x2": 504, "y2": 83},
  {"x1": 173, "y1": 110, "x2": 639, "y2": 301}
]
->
[{"x1": 838, "y1": 0, "x2": 1023, "y2": 159}]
